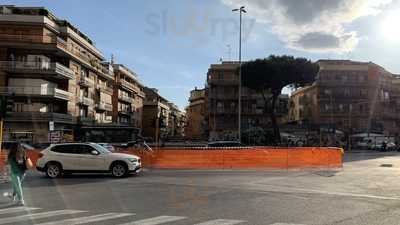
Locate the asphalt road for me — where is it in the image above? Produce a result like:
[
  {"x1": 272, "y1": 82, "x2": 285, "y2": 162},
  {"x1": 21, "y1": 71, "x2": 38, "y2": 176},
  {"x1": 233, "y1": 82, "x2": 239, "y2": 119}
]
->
[{"x1": 2, "y1": 150, "x2": 400, "y2": 225}]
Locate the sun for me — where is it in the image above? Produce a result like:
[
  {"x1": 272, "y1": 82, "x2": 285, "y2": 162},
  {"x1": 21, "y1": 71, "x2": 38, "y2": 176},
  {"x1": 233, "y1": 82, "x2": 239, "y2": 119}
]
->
[{"x1": 382, "y1": 11, "x2": 400, "y2": 42}]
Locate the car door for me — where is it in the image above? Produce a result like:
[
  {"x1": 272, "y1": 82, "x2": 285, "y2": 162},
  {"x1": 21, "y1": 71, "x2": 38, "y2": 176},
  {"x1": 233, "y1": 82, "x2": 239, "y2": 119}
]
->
[
  {"x1": 76, "y1": 144, "x2": 107, "y2": 171},
  {"x1": 50, "y1": 144, "x2": 81, "y2": 170}
]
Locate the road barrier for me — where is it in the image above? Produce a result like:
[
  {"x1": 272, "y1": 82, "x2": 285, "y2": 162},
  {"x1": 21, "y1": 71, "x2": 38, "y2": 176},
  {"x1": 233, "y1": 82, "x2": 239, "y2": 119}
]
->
[
  {"x1": 0, "y1": 147, "x2": 342, "y2": 172},
  {"x1": 119, "y1": 147, "x2": 343, "y2": 169}
]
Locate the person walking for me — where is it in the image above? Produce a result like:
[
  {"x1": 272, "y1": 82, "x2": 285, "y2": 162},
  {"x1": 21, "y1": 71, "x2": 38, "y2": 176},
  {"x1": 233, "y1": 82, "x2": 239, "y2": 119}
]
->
[{"x1": 4, "y1": 143, "x2": 32, "y2": 206}]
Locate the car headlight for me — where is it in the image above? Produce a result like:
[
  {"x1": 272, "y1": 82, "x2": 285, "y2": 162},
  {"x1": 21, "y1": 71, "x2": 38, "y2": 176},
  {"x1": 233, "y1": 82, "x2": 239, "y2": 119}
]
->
[{"x1": 128, "y1": 158, "x2": 138, "y2": 163}]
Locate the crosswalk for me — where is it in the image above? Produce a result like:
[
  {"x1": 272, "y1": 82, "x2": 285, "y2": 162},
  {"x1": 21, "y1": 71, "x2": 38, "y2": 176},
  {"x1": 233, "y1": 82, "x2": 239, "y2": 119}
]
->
[{"x1": 0, "y1": 206, "x2": 305, "y2": 225}]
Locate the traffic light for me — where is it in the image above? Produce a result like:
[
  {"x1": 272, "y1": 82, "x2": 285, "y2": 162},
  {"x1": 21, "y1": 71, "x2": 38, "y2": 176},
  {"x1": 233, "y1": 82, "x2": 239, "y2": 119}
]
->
[
  {"x1": 0, "y1": 95, "x2": 13, "y2": 119},
  {"x1": 6, "y1": 96, "x2": 13, "y2": 112},
  {"x1": 0, "y1": 96, "x2": 6, "y2": 119}
]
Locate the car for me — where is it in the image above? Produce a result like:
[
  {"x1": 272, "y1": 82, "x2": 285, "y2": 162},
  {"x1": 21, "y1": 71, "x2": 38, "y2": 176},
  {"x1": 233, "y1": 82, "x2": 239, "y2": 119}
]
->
[
  {"x1": 36, "y1": 143, "x2": 141, "y2": 178},
  {"x1": 207, "y1": 141, "x2": 244, "y2": 147},
  {"x1": 97, "y1": 143, "x2": 115, "y2": 152},
  {"x1": 32, "y1": 142, "x2": 52, "y2": 149}
]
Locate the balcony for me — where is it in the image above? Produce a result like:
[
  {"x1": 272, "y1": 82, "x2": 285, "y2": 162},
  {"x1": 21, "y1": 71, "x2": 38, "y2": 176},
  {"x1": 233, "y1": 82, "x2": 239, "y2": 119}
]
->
[
  {"x1": 95, "y1": 102, "x2": 113, "y2": 112},
  {"x1": 78, "y1": 116, "x2": 95, "y2": 125},
  {"x1": 118, "y1": 108, "x2": 132, "y2": 115},
  {"x1": 118, "y1": 94, "x2": 133, "y2": 103},
  {"x1": 0, "y1": 34, "x2": 56, "y2": 45},
  {"x1": 0, "y1": 86, "x2": 71, "y2": 100},
  {"x1": 56, "y1": 37, "x2": 113, "y2": 79},
  {"x1": 78, "y1": 77, "x2": 95, "y2": 87},
  {"x1": 0, "y1": 61, "x2": 74, "y2": 80},
  {"x1": 97, "y1": 84, "x2": 114, "y2": 95},
  {"x1": 119, "y1": 79, "x2": 139, "y2": 92},
  {"x1": 4, "y1": 112, "x2": 73, "y2": 124},
  {"x1": 77, "y1": 96, "x2": 94, "y2": 106}
]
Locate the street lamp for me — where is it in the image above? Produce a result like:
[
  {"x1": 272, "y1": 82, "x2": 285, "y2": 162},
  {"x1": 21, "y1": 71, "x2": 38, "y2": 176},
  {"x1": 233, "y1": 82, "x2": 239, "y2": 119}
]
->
[{"x1": 232, "y1": 6, "x2": 246, "y2": 142}]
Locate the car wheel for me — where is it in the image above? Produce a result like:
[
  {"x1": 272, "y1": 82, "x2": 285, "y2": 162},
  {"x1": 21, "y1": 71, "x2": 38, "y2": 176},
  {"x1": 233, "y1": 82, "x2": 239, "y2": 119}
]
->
[
  {"x1": 46, "y1": 162, "x2": 62, "y2": 178},
  {"x1": 111, "y1": 162, "x2": 128, "y2": 178}
]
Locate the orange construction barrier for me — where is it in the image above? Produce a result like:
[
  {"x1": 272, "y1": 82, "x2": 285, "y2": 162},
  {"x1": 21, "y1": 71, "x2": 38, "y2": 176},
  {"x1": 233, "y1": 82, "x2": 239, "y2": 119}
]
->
[
  {"x1": 0, "y1": 147, "x2": 343, "y2": 171},
  {"x1": 121, "y1": 147, "x2": 343, "y2": 170}
]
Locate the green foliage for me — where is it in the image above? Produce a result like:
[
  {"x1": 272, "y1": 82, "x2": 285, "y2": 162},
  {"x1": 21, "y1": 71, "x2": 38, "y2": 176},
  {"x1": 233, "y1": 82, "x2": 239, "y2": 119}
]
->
[
  {"x1": 240, "y1": 55, "x2": 319, "y2": 144},
  {"x1": 241, "y1": 55, "x2": 319, "y2": 95}
]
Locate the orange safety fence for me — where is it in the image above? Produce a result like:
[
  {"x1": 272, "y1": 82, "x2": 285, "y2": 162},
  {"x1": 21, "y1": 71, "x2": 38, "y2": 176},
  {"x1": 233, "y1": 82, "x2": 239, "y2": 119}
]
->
[
  {"x1": 119, "y1": 147, "x2": 343, "y2": 169},
  {"x1": 0, "y1": 147, "x2": 343, "y2": 171}
]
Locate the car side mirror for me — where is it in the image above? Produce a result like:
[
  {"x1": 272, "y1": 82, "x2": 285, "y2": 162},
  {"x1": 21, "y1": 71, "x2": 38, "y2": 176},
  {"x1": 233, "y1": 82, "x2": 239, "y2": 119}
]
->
[{"x1": 91, "y1": 150, "x2": 100, "y2": 155}]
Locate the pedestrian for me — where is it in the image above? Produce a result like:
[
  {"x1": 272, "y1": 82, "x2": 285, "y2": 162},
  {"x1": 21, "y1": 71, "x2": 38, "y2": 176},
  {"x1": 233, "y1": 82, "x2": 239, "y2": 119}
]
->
[{"x1": 4, "y1": 143, "x2": 33, "y2": 206}]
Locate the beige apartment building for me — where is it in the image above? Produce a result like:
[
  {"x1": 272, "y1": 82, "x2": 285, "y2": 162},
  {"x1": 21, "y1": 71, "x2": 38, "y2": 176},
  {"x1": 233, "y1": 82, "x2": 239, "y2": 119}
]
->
[
  {"x1": 290, "y1": 60, "x2": 400, "y2": 135},
  {"x1": 112, "y1": 64, "x2": 145, "y2": 130},
  {"x1": 185, "y1": 88, "x2": 207, "y2": 140},
  {"x1": 0, "y1": 5, "x2": 141, "y2": 143},
  {"x1": 207, "y1": 61, "x2": 289, "y2": 141}
]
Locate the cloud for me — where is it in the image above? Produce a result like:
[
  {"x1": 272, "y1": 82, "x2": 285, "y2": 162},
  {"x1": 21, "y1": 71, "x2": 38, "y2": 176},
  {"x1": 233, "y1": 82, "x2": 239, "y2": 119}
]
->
[{"x1": 221, "y1": 0, "x2": 392, "y2": 52}]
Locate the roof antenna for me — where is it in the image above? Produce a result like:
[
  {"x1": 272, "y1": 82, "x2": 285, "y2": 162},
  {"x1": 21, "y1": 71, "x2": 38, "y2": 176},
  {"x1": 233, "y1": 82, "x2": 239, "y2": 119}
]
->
[{"x1": 111, "y1": 54, "x2": 115, "y2": 64}]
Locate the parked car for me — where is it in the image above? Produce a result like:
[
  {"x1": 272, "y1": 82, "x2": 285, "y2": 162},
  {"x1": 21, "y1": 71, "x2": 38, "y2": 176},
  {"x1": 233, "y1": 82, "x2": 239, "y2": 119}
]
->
[
  {"x1": 36, "y1": 143, "x2": 141, "y2": 178},
  {"x1": 207, "y1": 141, "x2": 244, "y2": 147},
  {"x1": 97, "y1": 143, "x2": 115, "y2": 152}
]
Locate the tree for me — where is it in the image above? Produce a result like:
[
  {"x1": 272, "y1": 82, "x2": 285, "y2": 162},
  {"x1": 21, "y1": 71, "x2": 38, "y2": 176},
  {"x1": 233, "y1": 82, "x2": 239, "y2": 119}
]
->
[{"x1": 241, "y1": 55, "x2": 319, "y2": 144}]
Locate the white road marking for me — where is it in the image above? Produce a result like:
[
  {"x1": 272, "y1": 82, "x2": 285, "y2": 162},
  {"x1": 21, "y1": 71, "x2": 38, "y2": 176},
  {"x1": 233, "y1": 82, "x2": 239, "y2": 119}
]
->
[
  {"x1": 0, "y1": 207, "x2": 39, "y2": 215},
  {"x1": 36, "y1": 212, "x2": 134, "y2": 225},
  {"x1": 0, "y1": 210, "x2": 84, "y2": 224},
  {"x1": 271, "y1": 223, "x2": 306, "y2": 225},
  {"x1": 121, "y1": 215, "x2": 186, "y2": 225},
  {"x1": 194, "y1": 219, "x2": 245, "y2": 225},
  {"x1": 254, "y1": 183, "x2": 400, "y2": 200}
]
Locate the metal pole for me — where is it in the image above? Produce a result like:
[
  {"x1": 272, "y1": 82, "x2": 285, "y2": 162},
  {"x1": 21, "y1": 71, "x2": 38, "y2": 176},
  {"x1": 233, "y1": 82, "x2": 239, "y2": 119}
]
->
[
  {"x1": 0, "y1": 119, "x2": 3, "y2": 153},
  {"x1": 238, "y1": 9, "x2": 242, "y2": 143}
]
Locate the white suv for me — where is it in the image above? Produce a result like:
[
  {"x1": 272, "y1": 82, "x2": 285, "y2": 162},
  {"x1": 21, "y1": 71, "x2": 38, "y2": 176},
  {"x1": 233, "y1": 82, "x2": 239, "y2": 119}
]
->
[{"x1": 36, "y1": 143, "x2": 141, "y2": 178}]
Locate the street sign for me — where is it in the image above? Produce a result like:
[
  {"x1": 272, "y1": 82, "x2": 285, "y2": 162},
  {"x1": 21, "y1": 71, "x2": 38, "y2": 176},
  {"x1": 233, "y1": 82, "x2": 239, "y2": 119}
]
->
[{"x1": 49, "y1": 121, "x2": 54, "y2": 131}]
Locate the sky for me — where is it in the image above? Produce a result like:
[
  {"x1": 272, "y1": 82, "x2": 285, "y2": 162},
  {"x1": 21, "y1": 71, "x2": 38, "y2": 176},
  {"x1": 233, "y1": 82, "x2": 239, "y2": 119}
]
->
[{"x1": 3, "y1": 0, "x2": 400, "y2": 110}]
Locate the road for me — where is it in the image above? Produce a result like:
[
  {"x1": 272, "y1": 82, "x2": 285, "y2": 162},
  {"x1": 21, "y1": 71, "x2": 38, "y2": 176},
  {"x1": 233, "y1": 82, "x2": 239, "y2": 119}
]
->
[{"x1": 2, "y1": 150, "x2": 400, "y2": 225}]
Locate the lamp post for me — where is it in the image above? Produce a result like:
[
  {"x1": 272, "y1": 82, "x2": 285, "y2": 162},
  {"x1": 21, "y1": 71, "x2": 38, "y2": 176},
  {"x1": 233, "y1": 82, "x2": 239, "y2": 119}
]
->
[{"x1": 232, "y1": 6, "x2": 246, "y2": 142}]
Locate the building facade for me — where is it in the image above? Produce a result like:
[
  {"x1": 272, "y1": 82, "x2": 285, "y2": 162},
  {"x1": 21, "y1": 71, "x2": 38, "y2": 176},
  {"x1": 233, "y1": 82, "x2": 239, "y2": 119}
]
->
[
  {"x1": 0, "y1": 6, "x2": 147, "y2": 143},
  {"x1": 185, "y1": 88, "x2": 207, "y2": 140},
  {"x1": 142, "y1": 87, "x2": 171, "y2": 142},
  {"x1": 290, "y1": 60, "x2": 400, "y2": 136},
  {"x1": 112, "y1": 64, "x2": 145, "y2": 129},
  {"x1": 207, "y1": 61, "x2": 289, "y2": 141}
]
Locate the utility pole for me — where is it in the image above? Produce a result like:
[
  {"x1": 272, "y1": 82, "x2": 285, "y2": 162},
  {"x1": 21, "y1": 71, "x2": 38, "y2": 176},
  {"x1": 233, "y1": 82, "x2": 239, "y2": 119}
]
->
[{"x1": 232, "y1": 6, "x2": 246, "y2": 142}]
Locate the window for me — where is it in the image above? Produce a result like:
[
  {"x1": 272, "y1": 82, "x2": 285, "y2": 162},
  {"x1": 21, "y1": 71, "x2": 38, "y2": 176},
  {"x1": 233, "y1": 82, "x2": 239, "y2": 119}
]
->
[
  {"x1": 338, "y1": 104, "x2": 344, "y2": 112},
  {"x1": 51, "y1": 145, "x2": 78, "y2": 154},
  {"x1": 77, "y1": 145, "x2": 96, "y2": 154},
  {"x1": 360, "y1": 89, "x2": 367, "y2": 97},
  {"x1": 218, "y1": 73, "x2": 224, "y2": 80},
  {"x1": 344, "y1": 88, "x2": 350, "y2": 96}
]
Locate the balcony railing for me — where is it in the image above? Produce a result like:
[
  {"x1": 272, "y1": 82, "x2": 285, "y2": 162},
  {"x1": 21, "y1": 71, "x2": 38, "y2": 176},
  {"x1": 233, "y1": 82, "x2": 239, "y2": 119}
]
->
[
  {"x1": 78, "y1": 77, "x2": 95, "y2": 87},
  {"x1": 96, "y1": 102, "x2": 113, "y2": 112},
  {"x1": 97, "y1": 84, "x2": 114, "y2": 95},
  {"x1": 0, "y1": 86, "x2": 71, "y2": 100},
  {"x1": 4, "y1": 112, "x2": 73, "y2": 123},
  {"x1": 56, "y1": 37, "x2": 113, "y2": 79},
  {"x1": 0, "y1": 34, "x2": 56, "y2": 44},
  {"x1": 118, "y1": 108, "x2": 132, "y2": 115},
  {"x1": 118, "y1": 94, "x2": 133, "y2": 103},
  {"x1": 119, "y1": 79, "x2": 140, "y2": 92},
  {"x1": 78, "y1": 116, "x2": 95, "y2": 125},
  {"x1": 0, "y1": 61, "x2": 74, "y2": 80},
  {"x1": 77, "y1": 96, "x2": 94, "y2": 106}
]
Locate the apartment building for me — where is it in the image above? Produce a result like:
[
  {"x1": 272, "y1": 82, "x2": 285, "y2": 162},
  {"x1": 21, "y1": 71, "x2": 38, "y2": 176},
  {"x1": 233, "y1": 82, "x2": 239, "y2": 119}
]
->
[
  {"x1": 167, "y1": 102, "x2": 185, "y2": 138},
  {"x1": 290, "y1": 60, "x2": 400, "y2": 135},
  {"x1": 112, "y1": 64, "x2": 145, "y2": 129},
  {"x1": 185, "y1": 87, "x2": 207, "y2": 140},
  {"x1": 0, "y1": 5, "x2": 139, "y2": 143},
  {"x1": 142, "y1": 87, "x2": 171, "y2": 142},
  {"x1": 207, "y1": 61, "x2": 289, "y2": 141}
]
